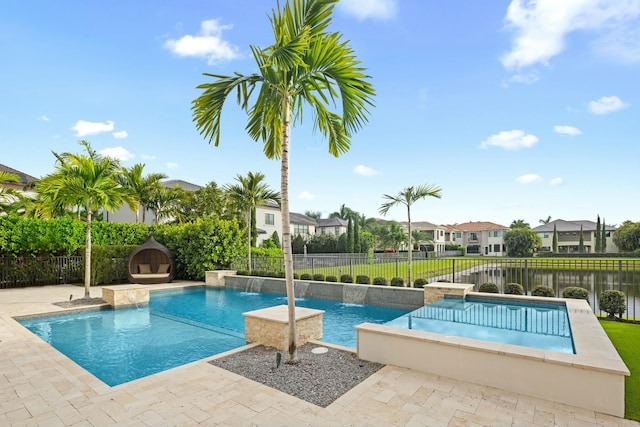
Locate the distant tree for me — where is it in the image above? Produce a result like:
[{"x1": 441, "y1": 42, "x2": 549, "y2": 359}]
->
[
  {"x1": 0, "y1": 171, "x2": 24, "y2": 215},
  {"x1": 510, "y1": 219, "x2": 530, "y2": 229},
  {"x1": 539, "y1": 215, "x2": 552, "y2": 225},
  {"x1": 330, "y1": 204, "x2": 354, "y2": 220},
  {"x1": 304, "y1": 210, "x2": 322, "y2": 220},
  {"x1": 504, "y1": 228, "x2": 541, "y2": 257},
  {"x1": 379, "y1": 183, "x2": 442, "y2": 286},
  {"x1": 346, "y1": 217, "x2": 354, "y2": 252},
  {"x1": 116, "y1": 163, "x2": 167, "y2": 223},
  {"x1": 612, "y1": 221, "x2": 640, "y2": 252},
  {"x1": 291, "y1": 234, "x2": 306, "y2": 254},
  {"x1": 578, "y1": 225, "x2": 584, "y2": 253},
  {"x1": 595, "y1": 215, "x2": 601, "y2": 253},
  {"x1": 552, "y1": 224, "x2": 558, "y2": 253},
  {"x1": 601, "y1": 218, "x2": 607, "y2": 253},
  {"x1": 271, "y1": 230, "x2": 281, "y2": 248},
  {"x1": 353, "y1": 219, "x2": 361, "y2": 253}
]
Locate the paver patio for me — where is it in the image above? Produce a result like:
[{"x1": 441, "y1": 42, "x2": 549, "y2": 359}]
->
[{"x1": 1, "y1": 284, "x2": 638, "y2": 427}]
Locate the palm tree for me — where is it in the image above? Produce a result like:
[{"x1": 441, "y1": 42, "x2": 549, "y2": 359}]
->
[
  {"x1": 192, "y1": 0, "x2": 374, "y2": 361},
  {"x1": 539, "y1": 215, "x2": 552, "y2": 225},
  {"x1": 117, "y1": 163, "x2": 167, "y2": 223},
  {"x1": 35, "y1": 140, "x2": 133, "y2": 297},
  {"x1": 225, "y1": 172, "x2": 280, "y2": 273},
  {"x1": 379, "y1": 184, "x2": 442, "y2": 287},
  {"x1": 330, "y1": 204, "x2": 355, "y2": 220},
  {"x1": 510, "y1": 219, "x2": 530, "y2": 229},
  {"x1": 0, "y1": 171, "x2": 23, "y2": 214}
]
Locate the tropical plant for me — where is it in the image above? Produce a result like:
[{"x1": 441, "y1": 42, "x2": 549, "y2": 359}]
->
[
  {"x1": 34, "y1": 140, "x2": 133, "y2": 296},
  {"x1": 539, "y1": 216, "x2": 552, "y2": 225},
  {"x1": 116, "y1": 163, "x2": 167, "y2": 223},
  {"x1": 192, "y1": 0, "x2": 374, "y2": 362},
  {"x1": 379, "y1": 184, "x2": 442, "y2": 286},
  {"x1": 225, "y1": 172, "x2": 280, "y2": 273},
  {"x1": 330, "y1": 204, "x2": 355, "y2": 220},
  {"x1": 504, "y1": 228, "x2": 541, "y2": 256},
  {"x1": 0, "y1": 171, "x2": 24, "y2": 215},
  {"x1": 510, "y1": 219, "x2": 530, "y2": 229}
]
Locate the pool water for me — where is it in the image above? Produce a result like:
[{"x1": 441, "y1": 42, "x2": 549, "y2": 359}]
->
[
  {"x1": 384, "y1": 297, "x2": 575, "y2": 354},
  {"x1": 19, "y1": 287, "x2": 409, "y2": 386}
]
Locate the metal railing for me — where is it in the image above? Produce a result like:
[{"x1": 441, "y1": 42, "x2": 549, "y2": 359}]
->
[{"x1": 0, "y1": 256, "x2": 83, "y2": 289}]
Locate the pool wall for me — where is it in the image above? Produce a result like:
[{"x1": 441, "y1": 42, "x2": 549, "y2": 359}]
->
[
  {"x1": 223, "y1": 275, "x2": 424, "y2": 310},
  {"x1": 356, "y1": 292, "x2": 630, "y2": 418}
]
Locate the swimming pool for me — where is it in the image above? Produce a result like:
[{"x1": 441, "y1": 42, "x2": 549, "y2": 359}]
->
[
  {"x1": 19, "y1": 287, "x2": 408, "y2": 386},
  {"x1": 384, "y1": 296, "x2": 574, "y2": 353}
]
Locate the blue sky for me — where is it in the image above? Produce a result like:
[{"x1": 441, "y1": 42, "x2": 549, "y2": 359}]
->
[{"x1": 1, "y1": 0, "x2": 638, "y2": 227}]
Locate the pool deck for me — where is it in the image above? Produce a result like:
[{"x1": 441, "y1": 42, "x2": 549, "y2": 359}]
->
[{"x1": 1, "y1": 283, "x2": 638, "y2": 427}]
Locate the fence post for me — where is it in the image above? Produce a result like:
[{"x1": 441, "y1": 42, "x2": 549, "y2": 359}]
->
[
  {"x1": 395, "y1": 259, "x2": 399, "y2": 279},
  {"x1": 312, "y1": 258, "x2": 315, "y2": 275},
  {"x1": 350, "y1": 258, "x2": 353, "y2": 278},
  {"x1": 452, "y1": 259, "x2": 456, "y2": 283},
  {"x1": 618, "y1": 260, "x2": 623, "y2": 291},
  {"x1": 524, "y1": 259, "x2": 529, "y2": 294}
]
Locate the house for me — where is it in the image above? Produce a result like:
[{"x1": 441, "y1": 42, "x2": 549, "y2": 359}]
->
[
  {"x1": 254, "y1": 208, "x2": 348, "y2": 246},
  {"x1": 399, "y1": 221, "x2": 452, "y2": 256},
  {"x1": 532, "y1": 219, "x2": 618, "y2": 254},
  {"x1": 448, "y1": 221, "x2": 510, "y2": 256},
  {"x1": 0, "y1": 164, "x2": 38, "y2": 196},
  {"x1": 316, "y1": 217, "x2": 348, "y2": 236},
  {"x1": 255, "y1": 200, "x2": 283, "y2": 245}
]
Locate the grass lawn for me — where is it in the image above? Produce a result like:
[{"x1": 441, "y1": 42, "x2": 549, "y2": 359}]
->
[{"x1": 600, "y1": 319, "x2": 640, "y2": 421}]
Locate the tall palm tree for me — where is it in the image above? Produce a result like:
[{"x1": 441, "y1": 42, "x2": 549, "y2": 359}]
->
[
  {"x1": 225, "y1": 172, "x2": 280, "y2": 272},
  {"x1": 117, "y1": 163, "x2": 167, "y2": 223},
  {"x1": 379, "y1": 184, "x2": 442, "y2": 287},
  {"x1": 539, "y1": 215, "x2": 552, "y2": 225},
  {"x1": 0, "y1": 171, "x2": 23, "y2": 214},
  {"x1": 192, "y1": 0, "x2": 374, "y2": 361},
  {"x1": 330, "y1": 204, "x2": 354, "y2": 220},
  {"x1": 35, "y1": 140, "x2": 133, "y2": 297}
]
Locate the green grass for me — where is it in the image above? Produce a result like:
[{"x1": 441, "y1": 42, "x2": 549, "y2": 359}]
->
[{"x1": 600, "y1": 320, "x2": 640, "y2": 421}]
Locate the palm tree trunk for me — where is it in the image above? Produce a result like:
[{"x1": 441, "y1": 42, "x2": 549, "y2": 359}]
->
[
  {"x1": 282, "y1": 93, "x2": 298, "y2": 363},
  {"x1": 247, "y1": 210, "x2": 252, "y2": 273},
  {"x1": 84, "y1": 209, "x2": 92, "y2": 297},
  {"x1": 407, "y1": 206, "x2": 412, "y2": 287}
]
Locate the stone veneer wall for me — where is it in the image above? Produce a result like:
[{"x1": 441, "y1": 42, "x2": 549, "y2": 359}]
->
[
  {"x1": 423, "y1": 283, "x2": 475, "y2": 305},
  {"x1": 102, "y1": 285, "x2": 149, "y2": 308},
  {"x1": 243, "y1": 305, "x2": 323, "y2": 351}
]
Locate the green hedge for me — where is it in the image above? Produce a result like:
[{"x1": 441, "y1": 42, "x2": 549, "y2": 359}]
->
[{"x1": 478, "y1": 282, "x2": 499, "y2": 293}]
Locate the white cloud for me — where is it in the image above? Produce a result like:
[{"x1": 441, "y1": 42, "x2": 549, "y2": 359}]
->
[
  {"x1": 501, "y1": 0, "x2": 640, "y2": 70},
  {"x1": 588, "y1": 95, "x2": 629, "y2": 114},
  {"x1": 164, "y1": 19, "x2": 240, "y2": 65},
  {"x1": 479, "y1": 130, "x2": 539, "y2": 150},
  {"x1": 549, "y1": 177, "x2": 564, "y2": 186},
  {"x1": 338, "y1": 0, "x2": 397, "y2": 20},
  {"x1": 298, "y1": 190, "x2": 316, "y2": 201},
  {"x1": 71, "y1": 120, "x2": 114, "y2": 137},
  {"x1": 353, "y1": 165, "x2": 378, "y2": 176},
  {"x1": 516, "y1": 173, "x2": 543, "y2": 184},
  {"x1": 140, "y1": 154, "x2": 156, "y2": 160},
  {"x1": 553, "y1": 125, "x2": 582, "y2": 136},
  {"x1": 38, "y1": 115, "x2": 50, "y2": 122},
  {"x1": 113, "y1": 130, "x2": 128, "y2": 139},
  {"x1": 509, "y1": 70, "x2": 540, "y2": 85},
  {"x1": 99, "y1": 146, "x2": 135, "y2": 161},
  {"x1": 166, "y1": 162, "x2": 179, "y2": 169}
]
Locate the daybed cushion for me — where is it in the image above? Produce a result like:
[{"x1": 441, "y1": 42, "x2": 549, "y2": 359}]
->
[
  {"x1": 157, "y1": 263, "x2": 171, "y2": 274},
  {"x1": 138, "y1": 264, "x2": 152, "y2": 274},
  {"x1": 131, "y1": 273, "x2": 171, "y2": 279}
]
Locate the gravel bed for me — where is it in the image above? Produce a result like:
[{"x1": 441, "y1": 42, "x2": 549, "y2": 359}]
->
[
  {"x1": 209, "y1": 343, "x2": 384, "y2": 407},
  {"x1": 53, "y1": 297, "x2": 106, "y2": 308}
]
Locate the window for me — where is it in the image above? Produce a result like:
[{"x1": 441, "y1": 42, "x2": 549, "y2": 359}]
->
[
  {"x1": 265, "y1": 213, "x2": 275, "y2": 225},
  {"x1": 469, "y1": 232, "x2": 478, "y2": 241},
  {"x1": 293, "y1": 224, "x2": 309, "y2": 235},
  {"x1": 439, "y1": 230, "x2": 443, "y2": 237},
  {"x1": 455, "y1": 232, "x2": 462, "y2": 238},
  {"x1": 493, "y1": 230, "x2": 501, "y2": 237},
  {"x1": 542, "y1": 233, "x2": 549, "y2": 238},
  {"x1": 493, "y1": 244, "x2": 500, "y2": 252},
  {"x1": 335, "y1": 226, "x2": 341, "y2": 235}
]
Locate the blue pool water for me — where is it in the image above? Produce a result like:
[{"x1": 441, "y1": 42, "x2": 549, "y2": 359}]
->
[
  {"x1": 385, "y1": 297, "x2": 575, "y2": 354},
  {"x1": 19, "y1": 287, "x2": 409, "y2": 386}
]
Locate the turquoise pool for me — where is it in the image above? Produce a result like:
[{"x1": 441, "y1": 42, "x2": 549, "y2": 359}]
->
[
  {"x1": 384, "y1": 296, "x2": 575, "y2": 354},
  {"x1": 19, "y1": 287, "x2": 409, "y2": 386}
]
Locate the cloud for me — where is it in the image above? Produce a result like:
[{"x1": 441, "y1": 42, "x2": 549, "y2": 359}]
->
[
  {"x1": 549, "y1": 177, "x2": 564, "y2": 186},
  {"x1": 38, "y1": 115, "x2": 50, "y2": 122},
  {"x1": 588, "y1": 95, "x2": 629, "y2": 114},
  {"x1": 501, "y1": 0, "x2": 640, "y2": 70},
  {"x1": 479, "y1": 130, "x2": 539, "y2": 150},
  {"x1": 140, "y1": 154, "x2": 156, "y2": 160},
  {"x1": 113, "y1": 130, "x2": 128, "y2": 139},
  {"x1": 164, "y1": 19, "x2": 240, "y2": 65},
  {"x1": 509, "y1": 70, "x2": 540, "y2": 85},
  {"x1": 553, "y1": 125, "x2": 582, "y2": 136},
  {"x1": 99, "y1": 146, "x2": 135, "y2": 161},
  {"x1": 338, "y1": 0, "x2": 397, "y2": 20},
  {"x1": 298, "y1": 190, "x2": 316, "y2": 201},
  {"x1": 353, "y1": 165, "x2": 378, "y2": 176},
  {"x1": 71, "y1": 120, "x2": 114, "y2": 137},
  {"x1": 516, "y1": 173, "x2": 543, "y2": 184},
  {"x1": 166, "y1": 162, "x2": 179, "y2": 169}
]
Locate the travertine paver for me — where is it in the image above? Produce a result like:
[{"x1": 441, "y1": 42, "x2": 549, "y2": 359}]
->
[{"x1": 1, "y1": 283, "x2": 639, "y2": 427}]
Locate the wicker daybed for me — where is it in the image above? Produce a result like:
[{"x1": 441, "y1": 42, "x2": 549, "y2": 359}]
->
[{"x1": 127, "y1": 236, "x2": 175, "y2": 284}]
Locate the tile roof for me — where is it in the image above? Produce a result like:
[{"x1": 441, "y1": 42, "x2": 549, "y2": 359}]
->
[
  {"x1": 532, "y1": 219, "x2": 616, "y2": 232},
  {"x1": 448, "y1": 221, "x2": 510, "y2": 231},
  {"x1": 162, "y1": 179, "x2": 202, "y2": 192},
  {"x1": 0, "y1": 164, "x2": 38, "y2": 185}
]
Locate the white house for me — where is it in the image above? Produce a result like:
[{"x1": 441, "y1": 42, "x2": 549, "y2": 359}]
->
[
  {"x1": 532, "y1": 219, "x2": 618, "y2": 254},
  {"x1": 449, "y1": 221, "x2": 509, "y2": 256}
]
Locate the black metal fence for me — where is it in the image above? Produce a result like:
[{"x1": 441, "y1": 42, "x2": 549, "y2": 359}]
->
[{"x1": 0, "y1": 256, "x2": 83, "y2": 289}]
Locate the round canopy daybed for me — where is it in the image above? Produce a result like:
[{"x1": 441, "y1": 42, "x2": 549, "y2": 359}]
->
[{"x1": 127, "y1": 236, "x2": 175, "y2": 284}]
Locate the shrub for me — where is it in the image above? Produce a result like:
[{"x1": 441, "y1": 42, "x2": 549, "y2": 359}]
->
[
  {"x1": 372, "y1": 277, "x2": 387, "y2": 286},
  {"x1": 356, "y1": 275, "x2": 370, "y2": 284},
  {"x1": 504, "y1": 283, "x2": 524, "y2": 295},
  {"x1": 325, "y1": 275, "x2": 337, "y2": 282},
  {"x1": 390, "y1": 277, "x2": 404, "y2": 287},
  {"x1": 562, "y1": 286, "x2": 589, "y2": 301},
  {"x1": 478, "y1": 282, "x2": 499, "y2": 293},
  {"x1": 236, "y1": 270, "x2": 249, "y2": 276},
  {"x1": 299, "y1": 273, "x2": 312, "y2": 280},
  {"x1": 531, "y1": 286, "x2": 555, "y2": 297},
  {"x1": 293, "y1": 273, "x2": 300, "y2": 280},
  {"x1": 340, "y1": 274, "x2": 353, "y2": 284},
  {"x1": 598, "y1": 290, "x2": 627, "y2": 319},
  {"x1": 312, "y1": 273, "x2": 325, "y2": 281},
  {"x1": 413, "y1": 278, "x2": 427, "y2": 288}
]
